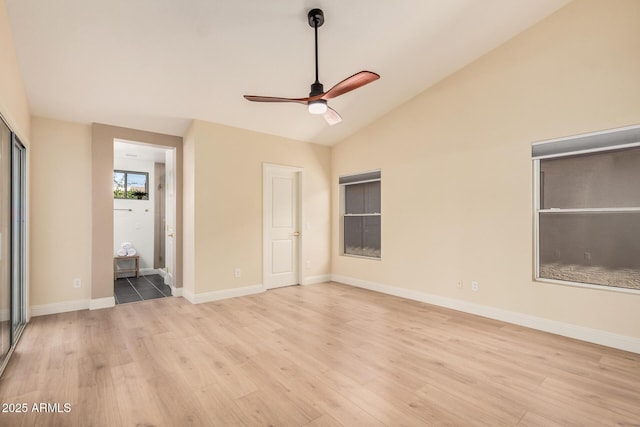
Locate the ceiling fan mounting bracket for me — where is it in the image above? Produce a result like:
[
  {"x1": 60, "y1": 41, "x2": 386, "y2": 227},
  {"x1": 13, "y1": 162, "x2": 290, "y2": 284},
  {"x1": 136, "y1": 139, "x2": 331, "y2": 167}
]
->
[{"x1": 308, "y1": 8, "x2": 324, "y2": 28}]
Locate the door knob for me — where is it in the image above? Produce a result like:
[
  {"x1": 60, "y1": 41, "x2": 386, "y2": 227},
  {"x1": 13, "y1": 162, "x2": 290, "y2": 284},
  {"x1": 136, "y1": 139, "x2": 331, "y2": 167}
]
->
[
  {"x1": 168, "y1": 233, "x2": 174, "y2": 238},
  {"x1": 293, "y1": 232, "x2": 300, "y2": 236}
]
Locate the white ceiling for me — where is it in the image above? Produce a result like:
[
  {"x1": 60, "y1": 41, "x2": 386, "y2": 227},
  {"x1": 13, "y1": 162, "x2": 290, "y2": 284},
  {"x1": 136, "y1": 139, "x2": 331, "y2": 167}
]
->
[
  {"x1": 114, "y1": 139, "x2": 168, "y2": 163},
  {"x1": 6, "y1": 0, "x2": 570, "y2": 146}
]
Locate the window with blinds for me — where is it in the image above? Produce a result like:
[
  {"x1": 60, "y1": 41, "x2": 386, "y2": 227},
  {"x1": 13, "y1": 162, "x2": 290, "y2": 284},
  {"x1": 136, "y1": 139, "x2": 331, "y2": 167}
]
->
[
  {"x1": 340, "y1": 170, "x2": 381, "y2": 259},
  {"x1": 532, "y1": 125, "x2": 640, "y2": 292}
]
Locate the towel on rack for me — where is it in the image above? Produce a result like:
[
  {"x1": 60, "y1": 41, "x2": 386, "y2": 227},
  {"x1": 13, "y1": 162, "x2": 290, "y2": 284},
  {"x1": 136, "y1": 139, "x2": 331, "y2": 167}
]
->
[{"x1": 116, "y1": 248, "x2": 127, "y2": 257}]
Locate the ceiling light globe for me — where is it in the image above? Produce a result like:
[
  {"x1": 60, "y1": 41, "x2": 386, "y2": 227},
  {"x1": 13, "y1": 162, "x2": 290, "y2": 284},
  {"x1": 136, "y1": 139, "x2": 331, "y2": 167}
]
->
[{"x1": 308, "y1": 100, "x2": 328, "y2": 115}]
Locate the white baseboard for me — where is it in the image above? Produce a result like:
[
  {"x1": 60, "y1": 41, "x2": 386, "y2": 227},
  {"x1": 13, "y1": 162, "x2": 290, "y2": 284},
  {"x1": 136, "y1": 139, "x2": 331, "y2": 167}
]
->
[
  {"x1": 301, "y1": 274, "x2": 332, "y2": 285},
  {"x1": 90, "y1": 297, "x2": 116, "y2": 310},
  {"x1": 31, "y1": 299, "x2": 90, "y2": 317},
  {"x1": 140, "y1": 268, "x2": 158, "y2": 276},
  {"x1": 331, "y1": 274, "x2": 640, "y2": 354},
  {"x1": 31, "y1": 296, "x2": 114, "y2": 316},
  {"x1": 182, "y1": 284, "x2": 264, "y2": 304},
  {"x1": 171, "y1": 285, "x2": 183, "y2": 297}
]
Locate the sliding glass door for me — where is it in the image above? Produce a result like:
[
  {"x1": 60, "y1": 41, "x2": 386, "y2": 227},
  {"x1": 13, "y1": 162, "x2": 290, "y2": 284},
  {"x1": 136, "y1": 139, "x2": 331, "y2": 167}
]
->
[
  {"x1": 0, "y1": 118, "x2": 26, "y2": 375},
  {"x1": 12, "y1": 136, "x2": 26, "y2": 342},
  {"x1": 0, "y1": 119, "x2": 11, "y2": 366}
]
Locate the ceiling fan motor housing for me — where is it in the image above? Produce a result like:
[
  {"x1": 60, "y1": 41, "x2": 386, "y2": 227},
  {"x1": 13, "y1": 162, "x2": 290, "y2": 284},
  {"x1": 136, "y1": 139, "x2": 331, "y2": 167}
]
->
[{"x1": 309, "y1": 82, "x2": 324, "y2": 97}]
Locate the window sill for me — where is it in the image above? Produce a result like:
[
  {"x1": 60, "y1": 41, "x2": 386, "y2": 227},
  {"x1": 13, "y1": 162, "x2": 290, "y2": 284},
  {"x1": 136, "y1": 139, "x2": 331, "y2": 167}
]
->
[
  {"x1": 341, "y1": 253, "x2": 382, "y2": 261},
  {"x1": 534, "y1": 276, "x2": 640, "y2": 295}
]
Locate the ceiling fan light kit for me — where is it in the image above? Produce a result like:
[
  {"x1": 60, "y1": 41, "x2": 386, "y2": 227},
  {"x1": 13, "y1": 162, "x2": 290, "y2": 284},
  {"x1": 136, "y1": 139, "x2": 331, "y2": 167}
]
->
[
  {"x1": 308, "y1": 99, "x2": 327, "y2": 114},
  {"x1": 243, "y1": 7, "x2": 380, "y2": 125}
]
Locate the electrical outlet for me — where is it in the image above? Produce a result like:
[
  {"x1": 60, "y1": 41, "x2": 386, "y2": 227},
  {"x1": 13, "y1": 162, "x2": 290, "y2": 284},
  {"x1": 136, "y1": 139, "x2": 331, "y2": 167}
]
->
[
  {"x1": 471, "y1": 281, "x2": 479, "y2": 292},
  {"x1": 234, "y1": 268, "x2": 241, "y2": 278},
  {"x1": 457, "y1": 280, "x2": 463, "y2": 289},
  {"x1": 73, "y1": 278, "x2": 82, "y2": 288},
  {"x1": 584, "y1": 252, "x2": 591, "y2": 260}
]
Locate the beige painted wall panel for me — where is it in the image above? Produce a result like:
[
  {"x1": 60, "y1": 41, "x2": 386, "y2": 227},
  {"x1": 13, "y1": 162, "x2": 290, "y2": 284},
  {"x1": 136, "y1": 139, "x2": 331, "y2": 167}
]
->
[
  {"x1": 331, "y1": 0, "x2": 640, "y2": 337},
  {"x1": 186, "y1": 120, "x2": 331, "y2": 294},
  {"x1": 0, "y1": 0, "x2": 30, "y2": 140},
  {"x1": 182, "y1": 123, "x2": 196, "y2": 294},
  {"x1": 30, "y1": 117, "x2": 92, "y2": 305}
]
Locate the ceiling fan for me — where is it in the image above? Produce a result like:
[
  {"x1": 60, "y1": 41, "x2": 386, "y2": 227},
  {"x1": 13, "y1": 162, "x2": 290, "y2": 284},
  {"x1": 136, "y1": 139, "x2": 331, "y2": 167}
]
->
[{"x1": 243, "y1": 8, "x2": 380, "y2": 126}]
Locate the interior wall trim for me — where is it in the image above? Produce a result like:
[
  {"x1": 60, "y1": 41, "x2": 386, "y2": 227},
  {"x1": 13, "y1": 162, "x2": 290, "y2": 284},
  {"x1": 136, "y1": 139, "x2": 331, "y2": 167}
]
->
[
  {"x1": 301, "y1": 275, "x2": 332, "y2": 285},
  {"x1": 89, "y1": 297, "x2": 115, "y2": 310},
  {"x1": 30, "y1": 299, "x2": 90, "y2": 317},
  {"x1": 331, "y1": 274, "x2": 640, "y2": 354},
  {"x1": 182, "y1": 284, "x2": 264, "y2": 305}
]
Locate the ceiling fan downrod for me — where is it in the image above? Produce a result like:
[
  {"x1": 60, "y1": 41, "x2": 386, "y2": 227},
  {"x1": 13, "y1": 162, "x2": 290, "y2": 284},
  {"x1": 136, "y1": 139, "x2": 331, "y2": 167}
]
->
[{"x1": 308, "y1": 8, "x2": 324, "y2": 97}]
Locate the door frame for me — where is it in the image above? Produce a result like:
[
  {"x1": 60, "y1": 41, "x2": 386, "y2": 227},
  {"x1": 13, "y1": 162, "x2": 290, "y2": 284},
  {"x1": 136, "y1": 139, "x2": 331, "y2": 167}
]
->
[
  {"x1": 112, "y1": 139, "x2": 177, "y2": 289},
  {"x1": 11, "y1": 135, "x2": 26, "y2": 338},
  {"x1": 262, "y1": 163, "x2": 303, "y2": 289},
  {"x1": 92, "y1": 124, "x2": 182, "y2": 308},
  {"x1": 0, "y1": 116, "x2": 27, "y2": 377}
]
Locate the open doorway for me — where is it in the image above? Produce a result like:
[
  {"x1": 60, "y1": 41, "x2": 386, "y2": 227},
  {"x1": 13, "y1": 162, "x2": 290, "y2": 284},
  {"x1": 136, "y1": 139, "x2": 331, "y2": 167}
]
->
[{"x1": 113, "y1": 139, "x2": 177, "y2": 304}]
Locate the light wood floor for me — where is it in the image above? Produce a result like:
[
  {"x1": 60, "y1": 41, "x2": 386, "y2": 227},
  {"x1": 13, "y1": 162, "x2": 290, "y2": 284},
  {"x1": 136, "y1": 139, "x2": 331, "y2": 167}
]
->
[{"x1": 1, "y1": 282, "x2": 638, "y2": 426}]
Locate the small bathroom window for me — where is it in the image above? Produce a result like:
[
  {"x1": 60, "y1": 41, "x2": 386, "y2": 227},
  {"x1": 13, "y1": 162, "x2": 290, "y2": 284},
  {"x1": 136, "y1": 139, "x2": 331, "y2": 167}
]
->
[{"x1": 113, "y1": 170, "x2": 149, "y2": 200}]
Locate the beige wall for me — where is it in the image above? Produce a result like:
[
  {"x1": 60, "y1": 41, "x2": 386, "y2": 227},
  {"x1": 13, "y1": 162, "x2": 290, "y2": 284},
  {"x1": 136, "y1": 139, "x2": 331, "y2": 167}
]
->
[
  {"x1": 182, "y1": 124, "x2": 196, "y2": 295},
  {"x1": 331, "y1": 0, "x2": 640, "y2": 338},
  {"x1": 30, "y1": 117, "x2": 92, "y2": 305},
  {"x1": 183, "y1": 120, "x2": 331, "y2": 295},
  {"x1": 0, "y1": 0, "x2": 31, "y2": 320},
  {"x1": 0, "y1": 0, "x2": 29, "y2": 141}
]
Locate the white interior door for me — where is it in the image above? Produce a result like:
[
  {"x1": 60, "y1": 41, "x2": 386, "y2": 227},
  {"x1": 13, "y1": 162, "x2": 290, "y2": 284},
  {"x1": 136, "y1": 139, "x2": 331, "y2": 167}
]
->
[{"x1": 264, "y1": 164, "x2": 301, "y2": 289}]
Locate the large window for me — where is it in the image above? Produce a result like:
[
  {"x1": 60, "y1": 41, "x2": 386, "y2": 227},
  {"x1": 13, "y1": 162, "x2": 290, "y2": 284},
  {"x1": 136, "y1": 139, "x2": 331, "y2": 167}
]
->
[
  {"x1": 340, "y1": 170, "x2": 381, "y2": 258},
  {"x1": 532, "y1": 125, "x2": 640, "y2": 292},
  {"x1": 113, "y1": 170, "x2": 149, "y2": 200}
]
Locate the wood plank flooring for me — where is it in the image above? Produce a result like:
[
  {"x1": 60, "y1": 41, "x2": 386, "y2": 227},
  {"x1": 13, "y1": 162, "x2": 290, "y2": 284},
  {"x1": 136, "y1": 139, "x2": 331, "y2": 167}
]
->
[{"x1": 0, "y1": 282, "x2": 638, "y2": 426}]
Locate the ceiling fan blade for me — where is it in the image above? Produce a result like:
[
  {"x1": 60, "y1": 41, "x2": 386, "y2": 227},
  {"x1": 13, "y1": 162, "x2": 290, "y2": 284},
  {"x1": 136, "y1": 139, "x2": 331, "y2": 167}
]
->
[
  {"x1": 323, "y1": 107, "x2": 342, "y2": 126},
  {"x1": 321, "y1": 71, "x2": 380, "y2": 100},
  {"x1": 244, "y1": 95, "x2": 309, "y2": 104}
]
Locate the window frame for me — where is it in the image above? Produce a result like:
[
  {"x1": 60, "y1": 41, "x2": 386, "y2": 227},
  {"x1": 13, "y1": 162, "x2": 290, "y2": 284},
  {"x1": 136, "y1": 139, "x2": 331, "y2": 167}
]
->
[
  {"x1": 113, "y1": 169, "x2": 149, "y2": 200},
  {"x1": 532, "y1": 124, "x2": 640, "y2": 294},
  {"x1": 339, "y1": 170, "x2": 381, "y2": 260},
  {"x1": 0, "y1": 114, "x2": 27, "y2": 377}
]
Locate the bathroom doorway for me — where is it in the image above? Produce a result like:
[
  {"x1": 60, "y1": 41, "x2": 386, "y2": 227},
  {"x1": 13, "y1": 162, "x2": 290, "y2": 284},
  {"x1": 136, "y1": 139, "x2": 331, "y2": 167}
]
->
[{"x1": 113, "y1": 139, "x2": 177, "y2": 304}]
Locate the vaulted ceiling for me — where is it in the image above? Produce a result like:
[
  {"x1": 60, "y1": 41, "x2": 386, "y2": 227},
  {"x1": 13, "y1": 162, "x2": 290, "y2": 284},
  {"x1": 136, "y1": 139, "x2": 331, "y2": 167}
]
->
[{"x1": 6, "y1": 0, "x2": 570, "y2": 145}]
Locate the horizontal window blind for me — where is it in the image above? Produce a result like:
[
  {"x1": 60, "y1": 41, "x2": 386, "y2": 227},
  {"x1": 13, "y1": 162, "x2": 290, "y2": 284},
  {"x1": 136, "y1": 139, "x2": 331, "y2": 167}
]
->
[
  {"x1": 532, "y1": 125, "x2": 640, "y2": 159},
  {"x1": 340, "y1": 169, "x2": 381, "y2": 259},
  {"x1": 339, "y1": 170, "x2": 381, "y2": 185}
]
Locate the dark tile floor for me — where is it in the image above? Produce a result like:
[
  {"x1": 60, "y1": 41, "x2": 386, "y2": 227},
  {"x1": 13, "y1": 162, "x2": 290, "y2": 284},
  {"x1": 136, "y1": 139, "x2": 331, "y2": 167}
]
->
[{"x1": 114, "y1": 274, "x2": 172, "y2": 304}]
